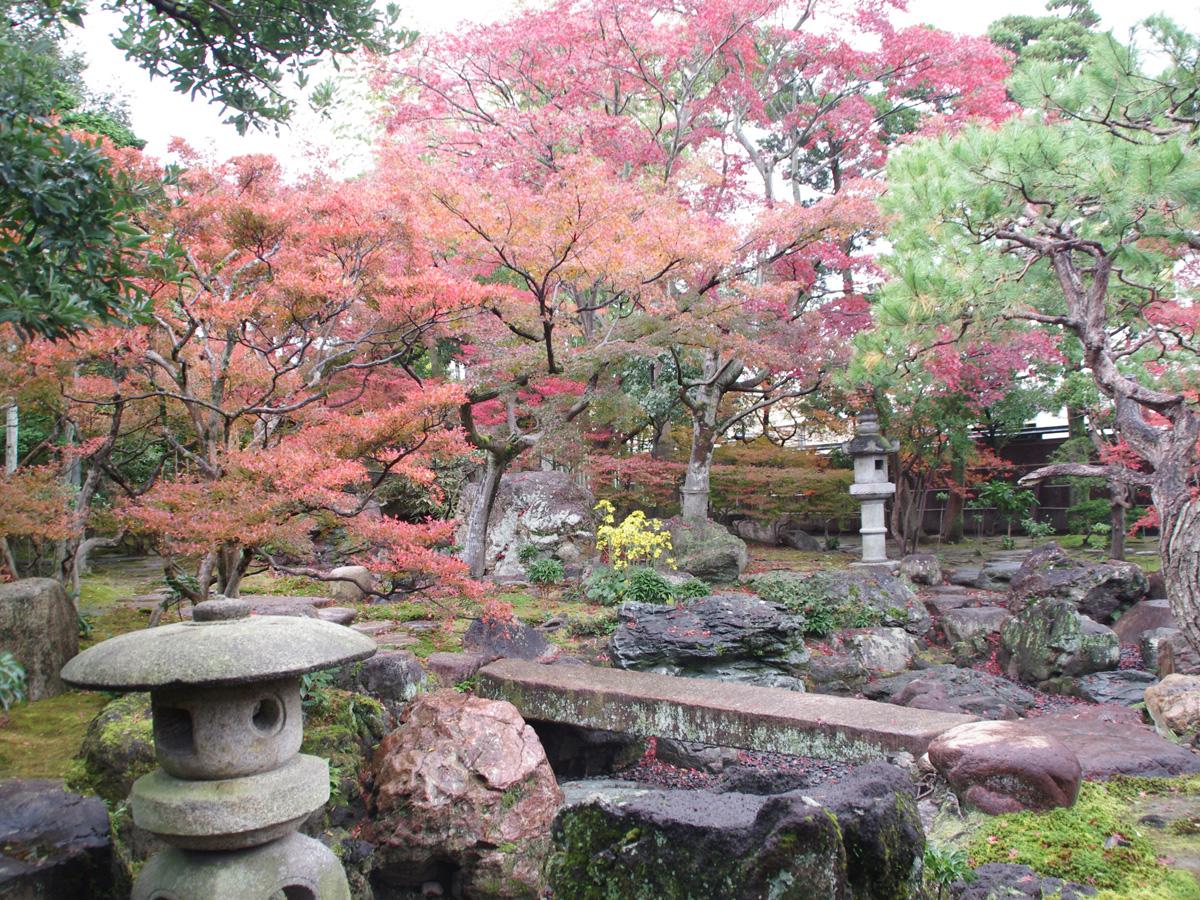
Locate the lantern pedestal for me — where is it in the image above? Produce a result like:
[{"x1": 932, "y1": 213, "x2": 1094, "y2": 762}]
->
[
  {"x1": 61, "y1": 596, "x2": 375, "y2": 900},
  {"x1": 843, "y1": 409, "x2": 899, "y2": 567}
]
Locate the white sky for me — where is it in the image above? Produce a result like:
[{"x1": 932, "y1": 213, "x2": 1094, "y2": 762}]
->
[{"x1": 67, "y1": 0, "x2": 1200, "y2": 172}]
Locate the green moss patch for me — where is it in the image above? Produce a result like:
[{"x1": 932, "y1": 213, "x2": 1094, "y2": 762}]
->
[
  {"x1": 301, "y1": 685, "x2": 387, "y2": 813},
  {"x1": 967, "y1": 780, "x2": 1200, "y2": 899},
  {"x1": 0, "y1": 691, "x2": 108, "y2": 779}
]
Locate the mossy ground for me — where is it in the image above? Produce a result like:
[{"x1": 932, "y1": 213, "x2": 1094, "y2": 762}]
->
[
  {"x1": 0, "y1": 690, "x2": 108, "y2": 778},
  {"x1": 959, "y1": 777, "x2": 1200, "y2": 899}
]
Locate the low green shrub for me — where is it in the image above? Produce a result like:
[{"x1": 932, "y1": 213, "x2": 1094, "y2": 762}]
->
[
  {"x1": 750, "y1": 572, "x2": 883, "y2": 637},
  {"x1": 527, "y1": 557, "x2": 566, "y2": 585},
  {"x1": 0, "y1": 651, "x2": 27, "y2": 712},
  {"x1": 584, "y1": 566, "x2": 709, "y2": 607}
]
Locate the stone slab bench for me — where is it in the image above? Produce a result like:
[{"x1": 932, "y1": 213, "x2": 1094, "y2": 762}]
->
[{"x1": 478, "y1": 659, "x2": 977, "y2": 761}]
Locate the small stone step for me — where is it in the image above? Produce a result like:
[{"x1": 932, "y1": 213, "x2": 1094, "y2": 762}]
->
[{"x1": 316, "y1": 607, "x2": 357, "y2": 626}]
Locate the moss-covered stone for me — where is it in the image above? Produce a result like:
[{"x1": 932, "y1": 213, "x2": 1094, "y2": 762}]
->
[
  {"x1": 999, "y1": 598, "x2": 1119, "y2": 685},
  {"x1": 966, "y1": 779, "x2": 1200, "y2": 899},
  {"x1": 67, "y1": 693, "x2": 156, "y2": 804},
  {"x1": 548, "y1": 764, "x2": 923, "y2": 900}
]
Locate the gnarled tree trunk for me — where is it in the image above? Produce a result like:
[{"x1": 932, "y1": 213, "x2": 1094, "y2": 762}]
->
[{"x1": 461, "y1": 451, "x2": 508, "y2": 579}]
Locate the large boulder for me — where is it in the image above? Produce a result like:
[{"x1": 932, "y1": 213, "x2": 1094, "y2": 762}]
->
[
  {"x1": 729, "y1": 518, "x2": 821, "y2": 551},
  {"x1": 70, "y1": 693, "x2": 157, "y2": 804},
  {"x1": 835, "y1": 627, "x2": 918, "y2": 676},
  {"x1": 863, "y1": 665, "x2": 1038, "y2": 721},
  {"x1": 928, "y1": 721, "x2": 1082, "y2": 815},
  {"x1": 0, "y1": 578, "x2": 77, "y2": 701},
  {"x1": 1008, "y1": 543, "x2": 1148, "y2": 621},
  {"x1": 942, "y1": 607, "x2": 1011, "y2": 645},
  {"x1": 1144, "y1": 673, "x2": 1200, "y2": 740},
  {"x1": 1114, "y1": 598, "x2": 1177, "y2": 644},
  {"x1": 0, "y1": 779, "x2": 114, "y2": 899},
  {"x1": 665, "y1": 518, "x2": 748, "y2": 582},
  {"x1": 609, "y1": 594, "x2": 809, "y2": 690},
  {"x1": 998, "y1": 598, "x2": 1119, "y2": 685},
  {"x1": 327, "y1": 565, "x2": 375, "y2": 604},
  {"x1": 745, "y1": 569, "x2": 932, "y2": 636},
  {"x1": 463, "y1": 616, "x2": 555, "y2": 663},
  {"x1": 1023, "y1": 706, "x2": 1200, "y2": 778},
  {"x1": 547, "y1": 762, "x2": 923, "y2": 900},
  {"x1": 457, "y1": 471, "x2": 597, "y2": 580},
  {"x1": 338, "y1": 649, "x2": 431, "y2": 706},
  {"x1": 899, "y1": 553, "x2": 942, "y2": 586},
  {"x1": 365, "y1": 690, "x2": 563, "y2": 898}
]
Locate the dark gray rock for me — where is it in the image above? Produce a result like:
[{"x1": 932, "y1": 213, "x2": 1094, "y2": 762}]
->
[
  {"x1": 981, "y1": 558, "x2": 1024, "y2": 585},
  {"x1": 925, "y1": 592, "x2": 975, "y2": 617},
  {"x1": 999, "y1": 599, "x2": 1119, "y2": 685},
  {"x1": 665, "y1": 518, "x2": 748, "y2": 582},
  {"x1": 342, "y1": 649, "x2": 430, "y2": 704},
  {"x1": 610, "y1": 594, "x2": 809, "y2": 690},
  {"x1": 745, "y1": 569, "x2": 932, "y2": 636},
  {"x1": 778, "y1": 526, "x2": 822, "y2": 552},
  {"x1": 655, "y1": 738, "x2": 741, "y2": 774},
  {"x1": 547, "y1": 763, "x2": 923, "y2": 900},
  {"x1": 462, "y1": 616, "x2": 554, "y2": 662},
  {"x1": 1142, "y1": 627, "x2": 1183, "y2": 673},
  {"x1": 1008, "y1": 543, "x2": 1148, "y2": 622},
  {"x1": 863, "y1": 664, "x2": 1039, "y2": 720},
  {"x1": 900, "y1": 553, "x2": 942, "y2": 585},
  {"x1": 1072, "y1": 670, "x2": 1157, "y2": 707},
  {"x1": 0, "y1": 779, "x2": 114, "y2": 899},
  {"x1": 711, "y1": 766, "x2": 818, "y2": 795},
  {"x1": 952, "y1": 863, "x2": 1096, "y2": 899},
  {"x1": 0, "y1": 578, "x2": 77, "y2": 701},
  {"x1": 805, "y1": 651, "x2": 868, "y2": 696}
]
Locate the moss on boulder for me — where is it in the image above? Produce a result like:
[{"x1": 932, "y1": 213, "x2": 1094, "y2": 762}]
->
[
  {"x1": 67, "y1": 693, "x2": 156, "y2": 804},
  {"x1": 548, "y1": 763, "x2": 923, "y2": 900}
]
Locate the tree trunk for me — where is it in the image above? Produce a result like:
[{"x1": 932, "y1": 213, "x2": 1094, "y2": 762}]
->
[
  {"x1": 1158, "y1": 494, "x2": 1200, "y2": 654},
  {"x1": 680, "y1": 355, "x2": 725, "y2": 523},
  {"x1": 680, "y1": 418, "x2": 717, "y2": 522},
  {"x1": 1109, "y1": 481, "x2": 1128, "y2": 561},
  {"x1": 940, "y1": 451, "x2": 966, "y2": 543},
  {"x1": 461, "y1": 451, "x2": 507, "y2": 578}
]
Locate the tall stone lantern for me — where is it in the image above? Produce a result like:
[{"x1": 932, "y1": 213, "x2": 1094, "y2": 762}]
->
[
  {"x1": 61, "y1": 597, "x2": 376, "y2": 900},
  {"x1": 844, "y1": 408, "x2": 898, "y2": 566}
]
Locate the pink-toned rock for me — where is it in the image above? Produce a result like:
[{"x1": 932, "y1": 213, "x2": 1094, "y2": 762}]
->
[
  {"x1": 366, "y1": 690, "x2": 563, "y2": 897},
  {"x1": 1023, "y1": 705, "x2": 1200, "y2": 778},
  {"x1": 928, "y1": 721, "x2": 1081, "y2": 815},
  {"x1": 1114, "y1": 599, "x2": 1176, "y2": 643},
  {"x1": 1158, "y1": 629, "x2": 1200, "y2": 676},
  {"x1": 1144, "y1": 674, "x2": 1200, "y2": 739}
]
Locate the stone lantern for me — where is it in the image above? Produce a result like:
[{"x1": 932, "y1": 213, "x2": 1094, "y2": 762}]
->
[
  {"x1": 844, "y1": 408, "x2": 898, "y2": 566},
  {"x1": 61, "y1": 597, "x2": 376, "y2": 900}
]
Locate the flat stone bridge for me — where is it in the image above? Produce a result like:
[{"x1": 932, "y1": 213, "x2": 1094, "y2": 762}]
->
[{"x1": 478, "y1": 659, "x2": 976, "y2": 761}]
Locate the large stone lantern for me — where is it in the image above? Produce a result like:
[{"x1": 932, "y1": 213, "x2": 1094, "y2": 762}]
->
[
  {"x1": 61, "y1": 597, "x2": 376, "y2": 900},
  {"x1": 844, "y1": 408, "x2": 899, "y2": 566}
]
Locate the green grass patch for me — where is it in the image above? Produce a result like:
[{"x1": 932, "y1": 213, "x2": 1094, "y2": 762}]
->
[
  {"x1": 0, "y1": 691, "x2": 107, "y2": 779},
  {"x1": 82, "y1": 605, "x2": 150, "y2": 649},
  {"x1": 967, "y1": 780, "x2": 1200, "y2": 899},
  {"x1": 239, "y1": 572, "x2": 330, "y2": 596}
]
